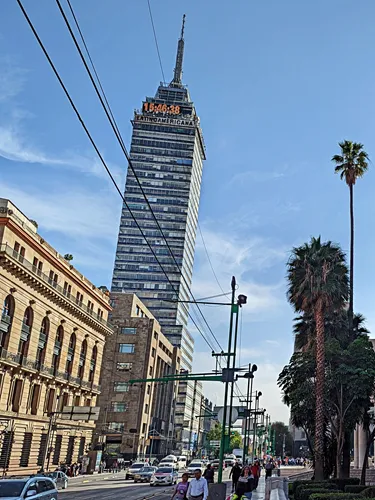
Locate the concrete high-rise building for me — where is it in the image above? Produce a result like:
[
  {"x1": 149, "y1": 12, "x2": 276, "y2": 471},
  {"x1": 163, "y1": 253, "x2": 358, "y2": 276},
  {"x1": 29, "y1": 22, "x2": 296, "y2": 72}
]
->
[{"x1": 111, "y1": 16, "x2": 205, "y2": 374}]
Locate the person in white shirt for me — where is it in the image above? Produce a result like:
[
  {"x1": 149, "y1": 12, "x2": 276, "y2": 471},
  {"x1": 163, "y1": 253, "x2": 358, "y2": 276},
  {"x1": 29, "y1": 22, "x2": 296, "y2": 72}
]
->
[{"x1": 187, "y1": 469, "x2": 209, "y2": 500}]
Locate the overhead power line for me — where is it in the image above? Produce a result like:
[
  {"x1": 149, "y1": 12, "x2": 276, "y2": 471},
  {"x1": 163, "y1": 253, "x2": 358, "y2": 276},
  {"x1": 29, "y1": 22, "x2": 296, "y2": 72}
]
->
[
  {"x1": 15, "y1": 0, "x2": 215, "y2": 354},
  {"x1": 146, "y1": 0, "x2": 166, "y2": 83},
  {"x1": 53, "y1": 0, "x2": 224, "y2": 354}
]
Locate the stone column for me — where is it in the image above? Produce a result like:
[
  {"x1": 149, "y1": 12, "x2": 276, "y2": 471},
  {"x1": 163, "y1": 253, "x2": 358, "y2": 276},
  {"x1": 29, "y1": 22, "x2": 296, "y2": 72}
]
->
[
  {"x1": 354, "y1": 425, "x2": 359, "y2": 468},
  {"x1": 358, "y1": 425, "x2": 368, "y2": 471}
]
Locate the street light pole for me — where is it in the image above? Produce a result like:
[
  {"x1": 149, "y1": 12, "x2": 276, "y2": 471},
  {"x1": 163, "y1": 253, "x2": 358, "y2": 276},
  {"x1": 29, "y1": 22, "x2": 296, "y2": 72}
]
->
[
  {"x1": 242, "y1": 364, "x2": 257, "y2": 464},
  {"x1": 251, "y1": 391, "x2": 262, "y2": 463},
  {"x1": 218, "y1": 277, "x2": 236, "y2": 484}
]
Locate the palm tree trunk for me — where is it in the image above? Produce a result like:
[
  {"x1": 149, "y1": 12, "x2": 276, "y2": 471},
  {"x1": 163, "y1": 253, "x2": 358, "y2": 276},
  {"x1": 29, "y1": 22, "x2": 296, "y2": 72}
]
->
[
  {"x1": 349, "y1": 183, "x2": 354, "y2": 333},
  {"x1": 314, "y1": 300, "x2": 325, "y2": 481}
]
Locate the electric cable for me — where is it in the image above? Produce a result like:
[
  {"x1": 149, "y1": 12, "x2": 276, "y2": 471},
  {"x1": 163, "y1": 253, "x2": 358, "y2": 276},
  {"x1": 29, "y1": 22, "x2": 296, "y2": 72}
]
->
[{"x1": 16, "y1": 0, "x2": 216, "y2": 354}]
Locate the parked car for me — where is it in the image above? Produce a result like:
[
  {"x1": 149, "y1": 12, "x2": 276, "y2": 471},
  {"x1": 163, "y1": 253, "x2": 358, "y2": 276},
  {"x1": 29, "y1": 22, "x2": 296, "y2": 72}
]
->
[
  {"x1": 0, "y1": 477, "x2": 58, "y2": 499},
  {"x1": 46, "y1": 471, "x2": 69, "y2": 489},
  {"x1": 187, "y1": 461, "x2": 203, "y2": 477},
  {"x1": 134, "y1": 466, "x2": 157, "y2": 483},
  {"x1": 126, "y1": 462, "x2": 147, "y2": 480},
  {"x1": 224, "y1": 458, "x2": 235, "y2": 467},
  {"x1": 150, "y1": 467, "x2": 178, "y2": 486},
  {"x1": 211, "y1": 459, "x2": 221, "y2": 470}
]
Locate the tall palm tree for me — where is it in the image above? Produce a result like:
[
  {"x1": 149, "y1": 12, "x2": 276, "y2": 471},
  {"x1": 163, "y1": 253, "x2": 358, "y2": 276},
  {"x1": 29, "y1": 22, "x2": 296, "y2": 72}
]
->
[
  {"x1": 287, "y1": 237, "x2": 349, "y2": 480},
  {"x1": 332, "y1": 141, "x2": 369, "y2": 334}
]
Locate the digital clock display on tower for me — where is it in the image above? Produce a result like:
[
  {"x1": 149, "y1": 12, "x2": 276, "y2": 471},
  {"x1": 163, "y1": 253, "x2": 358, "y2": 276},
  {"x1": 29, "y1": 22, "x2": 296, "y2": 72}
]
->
[{"x1": 143, "y1": 102, "x2": 181, "y2": 115}]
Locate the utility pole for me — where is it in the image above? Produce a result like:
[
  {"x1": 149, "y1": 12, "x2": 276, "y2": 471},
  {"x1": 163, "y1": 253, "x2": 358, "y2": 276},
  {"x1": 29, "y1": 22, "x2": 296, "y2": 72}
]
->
[
  {"x1": 241, "y1": 364, "x2": 257, "y2": 464},
  {"x1": 218, "y1": 277, "x2": 236, "y2": 484},
  {"x1": 282, "y1": 433, "x2": 286, "y2": 459},
  {"x1": 251, "y1": 391, "x2": 262, "y2": 462}
]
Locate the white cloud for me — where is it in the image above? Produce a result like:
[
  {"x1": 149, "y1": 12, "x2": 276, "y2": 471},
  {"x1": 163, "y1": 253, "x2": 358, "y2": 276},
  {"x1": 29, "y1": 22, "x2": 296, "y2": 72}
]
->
[
  {"x1": 0, "y1": 124, "x2": 124, "y2": 183},
  {"x1": 0, "y1": 57, "x2": 27, "y2": 102},
  {"x1": 0, "y1": 181, "x2": 121, "y2": 243}
]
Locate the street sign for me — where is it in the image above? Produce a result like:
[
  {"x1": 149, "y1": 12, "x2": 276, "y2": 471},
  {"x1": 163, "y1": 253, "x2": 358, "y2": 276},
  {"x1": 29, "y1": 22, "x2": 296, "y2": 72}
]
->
[
  {"x1": 217, "y1": 407, "x2": 238, "y2": 425},
  {"x1": 209, "y1": 440, "x2": 220, "y2": 447},
  {"x1": 61, "y1": 406, "x2": 100, "y2": 421}
]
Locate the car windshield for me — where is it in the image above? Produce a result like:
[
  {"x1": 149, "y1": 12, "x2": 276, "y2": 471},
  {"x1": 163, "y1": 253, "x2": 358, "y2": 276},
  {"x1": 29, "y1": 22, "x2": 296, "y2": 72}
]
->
[
  {"x1": 189, "y1": 463, "x2": 202, "y2": 468},
  {"x1": 131, "y1": 463, "x2": 144, "y2": 469},
  {"x1": 47, "y1": 472, "x2": 58, "y2": 478},
  {"x1": 141, "y1": 467, "x2": 154, "y2": 472},
  {"x1": 0, "y1": 481, "x2": 26, "y2": 497},
  {"x1": 156, "y1": 467, "x2": 172, "y2": 473}
]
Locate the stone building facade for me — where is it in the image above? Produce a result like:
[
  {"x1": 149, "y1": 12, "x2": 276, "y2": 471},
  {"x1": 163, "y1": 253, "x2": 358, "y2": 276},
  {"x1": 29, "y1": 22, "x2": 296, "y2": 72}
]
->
[
  {"x1": 96, "y1": 293, "x2": 180, "y2": 459},
  {"x1": 0, "y1": 199, "x2": 112, "y2": 475}
]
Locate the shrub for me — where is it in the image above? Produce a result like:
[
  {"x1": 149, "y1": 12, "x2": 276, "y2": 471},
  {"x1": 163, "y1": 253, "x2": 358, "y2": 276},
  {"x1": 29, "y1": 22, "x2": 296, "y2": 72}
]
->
[
  {"x1": 361, "y1": 488, "x2": 375, "y2": 498},
  {"x1": 310, "y1": 493, "x2": 363, "y2": 500},
  {"x1": 295, "y1": 483, "x2": 337, "y2": 500},
  {"x1": 344, "y1": 487, "x2": 368, "y2": 494},
  {"x1": 289, "y1": 483, "x2": 295, "y2": 497},
  {"x1": 329, "y1": 479, "x2": 361, "y2": 491},
  {"x1": 294, "y1": 481, "x2": 330, "y2": 496},
  {"x1": 301, "y1": 488, "x2": 340, "y2": 500}
]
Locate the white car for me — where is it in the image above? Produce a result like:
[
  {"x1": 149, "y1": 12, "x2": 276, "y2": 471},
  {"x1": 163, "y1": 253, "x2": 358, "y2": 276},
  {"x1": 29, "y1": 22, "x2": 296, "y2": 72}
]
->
[
  {"x1": 187, "y1": 461, "x2": 203, "y2": 477},
  {"x1": 150, "y1": 466, "x2": 178, "y2": 486},
  {"x1": 0, "y1": 477, "x2": 58, "y2": 499},
  {"x1": 126, "y1": 462, "x2": 147, "y2": 480}
]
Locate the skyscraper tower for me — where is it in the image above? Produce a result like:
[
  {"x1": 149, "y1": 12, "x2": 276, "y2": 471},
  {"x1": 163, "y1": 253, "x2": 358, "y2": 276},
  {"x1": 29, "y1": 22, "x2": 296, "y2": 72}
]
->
[{"x1": 112, "y1": 16, "x2": 205, "y2": 374}]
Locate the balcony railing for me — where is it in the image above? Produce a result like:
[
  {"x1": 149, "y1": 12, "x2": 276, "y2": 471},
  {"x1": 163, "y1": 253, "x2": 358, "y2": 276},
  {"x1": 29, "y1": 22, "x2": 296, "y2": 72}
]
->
[
  {"x1": 1, "y1": 313, "x2": 11, "y2": 326},
  {"x1": 0, "y1": 347, "x2": 100, "y2": 391},
  {"x1": 0, "y1": 348, "x2": 20, "y2": 364},
  {"x1": 0, "y1": 244, "x2": 111, "y2": 328}
]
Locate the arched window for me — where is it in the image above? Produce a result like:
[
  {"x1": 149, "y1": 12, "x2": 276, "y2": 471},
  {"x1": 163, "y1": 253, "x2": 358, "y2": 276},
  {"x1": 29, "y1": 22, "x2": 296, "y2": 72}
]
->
[
  {"x1": 78, "y1": 339, "x2": 87, "y2": 379},
  {"x1": 36, "y1": 316, "x2": 50, "y2": 367},
  {"x1": 89, "y1": 345, "x2": 98, "y2": 382},
  {"x1": 18, "y1": 306, "x2": 33, "y2": 357},
  {"x1": 66, "y1": 333, "x2": 76, "y2": 375},
  {"x1": 0, "y1": 295, "x2": 15, "y2": 350},
  {"x1": 52, "y1": 325, "x2": 64, "y2": 374}
]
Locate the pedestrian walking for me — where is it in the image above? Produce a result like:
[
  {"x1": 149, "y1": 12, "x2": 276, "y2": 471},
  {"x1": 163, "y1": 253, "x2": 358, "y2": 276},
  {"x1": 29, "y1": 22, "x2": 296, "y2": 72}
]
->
[
  {"x1": 203, "y1": 464, "x2": 214, "y2": 484},
  {"x1": 265, "y1": 459, "x2": 274, "y2": 479},
  {"x1": 229, "y1": 462, "x2": 242, "y2": 492},
  {"x1": 187, "y1": 469, "x2": 208, "y2": 500},
  {"x1": 172, "y1": 473, "x2": 189, "y2": 500}
]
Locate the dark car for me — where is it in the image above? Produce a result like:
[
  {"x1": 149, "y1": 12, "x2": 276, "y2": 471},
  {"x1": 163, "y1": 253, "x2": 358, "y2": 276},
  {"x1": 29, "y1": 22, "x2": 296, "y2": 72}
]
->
[
  {"x1": 0, "y1": 477, "x2": 58, "y2": 499},
  {"x1": 125, "y1": 462, "x2": 146, "y2": 480},
  {"x1": 133, "y1": 466, "x2": 157, "y2": 483}
]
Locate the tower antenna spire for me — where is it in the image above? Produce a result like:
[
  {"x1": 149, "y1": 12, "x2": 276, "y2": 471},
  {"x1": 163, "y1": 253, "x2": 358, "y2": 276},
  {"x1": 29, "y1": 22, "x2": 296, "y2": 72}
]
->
[{"x1": 172, "y1": 14, "x2": 186, "y2": 86}]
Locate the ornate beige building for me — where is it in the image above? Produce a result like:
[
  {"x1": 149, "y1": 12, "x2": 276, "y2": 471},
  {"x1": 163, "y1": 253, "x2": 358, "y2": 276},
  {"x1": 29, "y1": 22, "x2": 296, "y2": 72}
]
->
[{"x1": 0, "y1": 199, "x2": 112, "y2": 474}]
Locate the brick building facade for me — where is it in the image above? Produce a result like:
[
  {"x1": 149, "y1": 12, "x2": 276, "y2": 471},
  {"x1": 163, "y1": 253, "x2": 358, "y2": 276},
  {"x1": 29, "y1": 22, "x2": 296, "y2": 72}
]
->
[
  {"x1": 96, "y1": 293, "x2": 180, "y2": 459},
  {"x1": 0, "y1": 199, "x2": 112, "y2": 474}
]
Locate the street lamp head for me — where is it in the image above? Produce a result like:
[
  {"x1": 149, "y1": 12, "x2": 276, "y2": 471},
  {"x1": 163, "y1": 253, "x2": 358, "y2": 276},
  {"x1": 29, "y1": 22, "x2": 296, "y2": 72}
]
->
[
  {"x1": 244, "y1": 372, "x2": 254, "y2": 379},
  {"x1": 251, "y1": 364, "x2": 258, "y2": 373},
  {"x1": 257, "y1": 391, "x2": 262, "y2": 398},
  {"x1": 238, "y1": 294, "x2": 247, "y2": 306}
]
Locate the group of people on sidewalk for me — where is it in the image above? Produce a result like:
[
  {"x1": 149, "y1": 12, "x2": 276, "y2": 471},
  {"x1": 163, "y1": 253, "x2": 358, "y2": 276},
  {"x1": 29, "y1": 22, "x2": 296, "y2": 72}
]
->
[
  {"x1": 229, "y1": 461, "x2": 262, "y2": 500},
  {"x1": 171, "y1": 464, "x2": 215, "y2": 500}
]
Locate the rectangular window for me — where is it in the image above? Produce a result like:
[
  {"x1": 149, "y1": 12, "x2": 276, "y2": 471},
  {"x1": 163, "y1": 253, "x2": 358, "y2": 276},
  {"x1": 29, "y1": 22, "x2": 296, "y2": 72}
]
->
[
  {"x1": 136, "y1": 305, "x2": 140, "y2": 316},
  {"x1": 151, "y1": 347, "x2": 156, "y2": 358},
  {"x1": 74, "y1": 395, "x2": 80, "y2": 406},
  {"x1": 30, "y1": 384, "x2": 40, "y2": 416},
  {"x1": 149, "y1": 366, "x2": 153, "y2": 376},
  {"x1": 108, "y1": 422, "x2": 124, "y2": 432},
  {"x1": 76, "y1": 292, "x2": 83, "y2": 304},
  {"x1": 111, "y1": 402, "x2": 128, "y2": 412},
  {"x1": 118, "y1": 344, "x2": 135, "y2": 354},
  {"x1": 153, "y1": 332, "x2": 158, "y2": 340},
  {"x1": 145, "y1": 404, "x2": 149, "y2": 414},
  {"x1": 120, "y1": 327, "x2": 137, "y2": 335},
  {"x1": 63, "y1": 282, "x2": 71, "y2": 296},
  {"x1": 45, "y1": 388, "x2": 55, "y2": 414},
  {"x1": 116, "y1": 362, "x2": 133, "y2": 371},
  {"x1": 147, "y1": 385, "x2": 151, "y2": 395},
  {"x1": 114, "y1": 382, "x2": 129, "y2": 392},
  {"x1": 142, "y1": 423, "x2": 147, "y2": 433},
  {"x1": 11, "y1": 379, "x2": 23, "y2": 412}
]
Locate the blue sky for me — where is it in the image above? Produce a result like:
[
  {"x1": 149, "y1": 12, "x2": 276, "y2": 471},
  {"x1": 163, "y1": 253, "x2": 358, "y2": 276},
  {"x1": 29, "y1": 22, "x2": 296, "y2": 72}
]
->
[{"x1": 2, "y1": 0, "x2": 375, "y2": 422}]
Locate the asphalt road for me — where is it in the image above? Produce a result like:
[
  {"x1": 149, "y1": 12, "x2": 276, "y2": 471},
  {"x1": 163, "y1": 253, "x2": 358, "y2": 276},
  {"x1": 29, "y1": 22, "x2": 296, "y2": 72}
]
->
[
  {"x1": 60, "y1": 470, "x2": 233, "y2": 500},
  {"x1": 60, "y1": 473, "x2": 176, "y2": 500}
]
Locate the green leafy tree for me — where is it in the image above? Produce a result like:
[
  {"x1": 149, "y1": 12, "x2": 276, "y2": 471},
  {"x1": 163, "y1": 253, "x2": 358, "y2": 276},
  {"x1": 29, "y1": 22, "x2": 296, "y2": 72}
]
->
[
  {"x1": 332, "y1": 141, "x2": 369, "y2": 335},
  {"x1": 270, "y1": 422, "x2": 293, "y2": 456},
  {"x1": 64, "y1": 253, "x2": 74, "y2": 262},
  {"x1": 286, "y1": 237, "x2": 349, "y2": 480},
  {"x1": 230, "y1": 430, "x2": 242, "y2": 451},
  {"x1": 207, "y1": 423, "x2": 222, "y2": 442}
]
